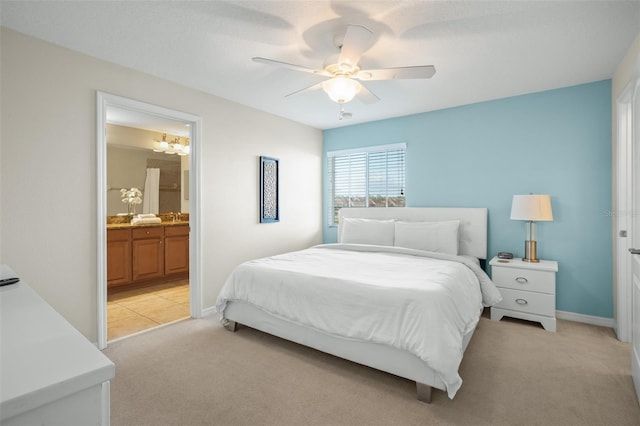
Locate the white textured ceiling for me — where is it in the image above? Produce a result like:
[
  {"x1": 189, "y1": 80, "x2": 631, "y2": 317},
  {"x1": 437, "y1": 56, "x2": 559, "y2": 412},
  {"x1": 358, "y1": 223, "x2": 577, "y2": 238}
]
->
[{"x1": 2, "y1": 1, "x2": 639, "y2": 130}]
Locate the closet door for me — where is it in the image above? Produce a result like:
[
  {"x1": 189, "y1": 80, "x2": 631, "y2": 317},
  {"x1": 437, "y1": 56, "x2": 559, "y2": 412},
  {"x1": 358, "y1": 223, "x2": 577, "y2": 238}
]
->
[{"x1": 631, "y1": 83, "x2": 640, "y2": 403}]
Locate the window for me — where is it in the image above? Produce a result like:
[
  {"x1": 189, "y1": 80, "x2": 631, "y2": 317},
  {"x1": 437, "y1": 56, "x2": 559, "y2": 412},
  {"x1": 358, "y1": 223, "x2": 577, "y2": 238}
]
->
[{"x1": 327, "y1": 143, "x2": 406, "y2": 225}]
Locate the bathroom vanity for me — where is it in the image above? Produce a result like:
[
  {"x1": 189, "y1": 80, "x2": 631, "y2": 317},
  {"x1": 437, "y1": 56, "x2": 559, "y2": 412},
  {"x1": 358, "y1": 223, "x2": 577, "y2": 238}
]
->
[{"x1": 107, "y1": 221, "x2": 189, "y2": 289}]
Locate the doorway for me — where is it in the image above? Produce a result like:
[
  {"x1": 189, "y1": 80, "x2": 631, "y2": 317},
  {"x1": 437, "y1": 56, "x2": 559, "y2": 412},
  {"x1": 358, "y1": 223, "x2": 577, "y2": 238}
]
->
[
  {"x1": 615, "y1": 73, "x2": 640, "y2": 344},
  {"x1": 97, "y1": 92, "x2": 203, "y2": 349},
  {"x1": 615, "y1": 69, "x2": 640, "y2": 402}
]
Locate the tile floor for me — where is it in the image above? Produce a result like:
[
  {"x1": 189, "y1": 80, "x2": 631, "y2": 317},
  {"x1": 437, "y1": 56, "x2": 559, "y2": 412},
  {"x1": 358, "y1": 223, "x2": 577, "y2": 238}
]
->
[{"x1": 107, "y1": 279, "x2": 190, "y2": 341}]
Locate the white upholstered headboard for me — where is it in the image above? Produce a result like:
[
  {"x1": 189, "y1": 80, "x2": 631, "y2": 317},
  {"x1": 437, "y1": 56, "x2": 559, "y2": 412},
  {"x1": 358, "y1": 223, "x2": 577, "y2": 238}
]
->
[{"x1": 337, "y1": 207, "x2": 488, "y2": 259}]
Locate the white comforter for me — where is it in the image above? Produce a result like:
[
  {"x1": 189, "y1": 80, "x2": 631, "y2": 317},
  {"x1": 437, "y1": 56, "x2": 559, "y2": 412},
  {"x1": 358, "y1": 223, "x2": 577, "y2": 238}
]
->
[{"x1": 216, "y1": 244, "x2": 501, "y2": 398}]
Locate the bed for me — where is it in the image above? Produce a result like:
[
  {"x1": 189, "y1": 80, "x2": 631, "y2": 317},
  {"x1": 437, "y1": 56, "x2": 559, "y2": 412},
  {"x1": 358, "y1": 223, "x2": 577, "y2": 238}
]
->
[{"x1": 216, "y1": 207, "x2": 501, "y2": 403}]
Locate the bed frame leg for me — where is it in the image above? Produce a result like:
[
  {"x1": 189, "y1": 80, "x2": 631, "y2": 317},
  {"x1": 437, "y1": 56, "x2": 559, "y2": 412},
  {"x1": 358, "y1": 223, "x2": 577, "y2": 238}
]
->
[
  {"x1": 222, "y1": 318, "x2": 237, "y2": 332},
  {"x1": 416, "y1": 382, "x2": 432, "y2": 404}
]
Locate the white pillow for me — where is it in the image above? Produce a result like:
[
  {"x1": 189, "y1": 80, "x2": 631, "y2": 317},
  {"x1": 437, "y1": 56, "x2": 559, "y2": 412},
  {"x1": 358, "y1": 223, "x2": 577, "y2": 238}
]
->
[
  {"x1": 340, "y1": 218, "x2": 395, "y2": 246},
  {"x1": 394, "y1": 220, "x2": 460, "y2": 255}
]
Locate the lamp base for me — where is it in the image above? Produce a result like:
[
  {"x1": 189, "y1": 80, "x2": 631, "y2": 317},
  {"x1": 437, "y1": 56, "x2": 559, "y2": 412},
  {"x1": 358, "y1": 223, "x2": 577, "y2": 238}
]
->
[{"x1": 523, "y1": 240, "x2": 540, "y2": 263}]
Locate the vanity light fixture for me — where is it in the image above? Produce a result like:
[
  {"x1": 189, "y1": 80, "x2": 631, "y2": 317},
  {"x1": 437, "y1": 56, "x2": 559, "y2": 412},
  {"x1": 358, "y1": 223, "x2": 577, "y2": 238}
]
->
[
  {"x1": 173, "y1": 137, "x2": 190, "y2": 156},
  {"x1": 153, "y1": 133, "x2": 170, "y2": 152},
  {"x1": 165, "y1": 138, "x2": 178, "y2": 155},
  {"x1": 153, "y1": 134, "x2": 190, "y2": 156},
  {"x1": 179, "y1": 143, "x2": 190, "y2": 156}
]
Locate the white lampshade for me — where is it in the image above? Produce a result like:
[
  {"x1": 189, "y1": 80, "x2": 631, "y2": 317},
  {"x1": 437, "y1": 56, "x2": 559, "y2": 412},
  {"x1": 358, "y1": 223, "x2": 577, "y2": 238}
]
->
[
  {"x1": 510, "y1": 194, "x2": 553, "y2": 221},
  {"x1": 322, "y1": 76, "x2": 362, "y2": 104}
]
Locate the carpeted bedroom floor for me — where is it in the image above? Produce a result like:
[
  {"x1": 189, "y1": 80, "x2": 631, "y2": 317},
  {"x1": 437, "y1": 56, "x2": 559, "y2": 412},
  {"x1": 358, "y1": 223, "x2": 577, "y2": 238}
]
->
[{"x1": 103, "y1": 313, "x2": 640, "y2": 426}]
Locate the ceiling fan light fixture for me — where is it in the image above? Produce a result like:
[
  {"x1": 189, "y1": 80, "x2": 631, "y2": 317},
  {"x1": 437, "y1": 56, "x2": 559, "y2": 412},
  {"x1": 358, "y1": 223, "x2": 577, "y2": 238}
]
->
[
  {"x1": 339, "y1": 62, "x2": 356, "y2": 73},
  {"x1": 322, "y1": 76, "x2": 362, "y2": 104},
  {"x1": 253, "y1": 24, "x2": 435, "y2": 113}
]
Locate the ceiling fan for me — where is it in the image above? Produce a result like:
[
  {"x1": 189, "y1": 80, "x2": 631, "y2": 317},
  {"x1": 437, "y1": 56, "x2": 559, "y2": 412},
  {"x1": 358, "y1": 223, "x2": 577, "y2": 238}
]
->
[{"x1": 253, "y1": 24, "x2": 436, "y2": 111}]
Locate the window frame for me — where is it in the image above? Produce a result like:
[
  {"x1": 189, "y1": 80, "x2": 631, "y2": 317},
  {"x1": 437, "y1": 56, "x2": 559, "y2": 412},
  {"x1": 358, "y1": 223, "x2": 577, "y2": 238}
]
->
[{"x1": 327, "y1": 143, "x2": 407, "y2": 227}]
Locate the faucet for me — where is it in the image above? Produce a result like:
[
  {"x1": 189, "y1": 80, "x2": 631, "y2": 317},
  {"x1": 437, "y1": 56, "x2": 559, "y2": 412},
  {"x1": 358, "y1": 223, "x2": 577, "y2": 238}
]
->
[{"x1": 167, "y1": 212, "x2": 182, "y2": 223}]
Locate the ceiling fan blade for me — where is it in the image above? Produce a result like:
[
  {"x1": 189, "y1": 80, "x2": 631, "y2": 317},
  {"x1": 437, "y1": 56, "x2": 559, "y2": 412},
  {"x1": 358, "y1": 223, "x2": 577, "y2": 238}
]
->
[
  {"x1": 252, "y1": 57, "x2": 330, "y2": 76},
  {"x1": 338, "y1": 25, "x2": 374, "y2": 67},
  {"x1": 357, "y1": 83, "x2": 380, "y2": 104},
  {"x1": 356, "y1": 65, "x2": 436, "y2": 81},
  {"x1": 284, "y1": 81, "x2": 324, "y2": 98}
]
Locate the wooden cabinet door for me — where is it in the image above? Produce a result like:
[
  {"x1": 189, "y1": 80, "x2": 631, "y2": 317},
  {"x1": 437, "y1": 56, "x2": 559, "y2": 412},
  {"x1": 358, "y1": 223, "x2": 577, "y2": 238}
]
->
[
  {"x1": 132, "y1": 227, "x2": 164, "y2": 282},
  {"x1": 107, "y1": 229, "x2": 131, "y2": 287},
  {"x1": 165, "y1": 225, "x2": 189, "y2": 275}
]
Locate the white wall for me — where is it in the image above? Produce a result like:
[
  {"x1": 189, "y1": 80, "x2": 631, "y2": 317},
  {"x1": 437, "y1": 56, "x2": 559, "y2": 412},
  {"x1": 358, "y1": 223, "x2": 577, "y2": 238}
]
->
[
  {"x1": 613, "y1": 33, "x2": 640, "y2": 97},
  {"x1": 0, "y1": 28, "x2": 323, "y2": 341}
]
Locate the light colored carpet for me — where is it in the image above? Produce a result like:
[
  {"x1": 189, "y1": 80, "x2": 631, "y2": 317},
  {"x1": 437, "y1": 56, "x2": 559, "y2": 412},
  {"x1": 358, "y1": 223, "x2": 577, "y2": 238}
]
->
[{"x1": 103, "y1": 313, "x2": 640, "y2": 426}]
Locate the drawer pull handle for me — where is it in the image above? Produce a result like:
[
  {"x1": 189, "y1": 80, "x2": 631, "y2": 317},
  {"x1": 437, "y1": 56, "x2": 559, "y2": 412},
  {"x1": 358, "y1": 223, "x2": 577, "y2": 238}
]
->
[
  {"x1": 515, "y1": 298, "x2": 528, "y2": 305},
  {"x1": 515, "y1": 277, "x2": 528, "y2": 284}
]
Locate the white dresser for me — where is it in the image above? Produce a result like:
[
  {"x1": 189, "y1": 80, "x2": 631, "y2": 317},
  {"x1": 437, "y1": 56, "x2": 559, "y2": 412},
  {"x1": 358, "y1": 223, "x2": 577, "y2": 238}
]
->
[
  {"x1": 489, "y1": 256, "x2": 558, "y2": 332},
  {"x1": 0, "y1": 265, "x2": 115, "y2": 425}
]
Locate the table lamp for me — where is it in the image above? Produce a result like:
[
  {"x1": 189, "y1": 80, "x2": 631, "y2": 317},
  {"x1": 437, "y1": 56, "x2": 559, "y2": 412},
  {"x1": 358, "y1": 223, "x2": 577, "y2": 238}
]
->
[{"x1": 510, "y1": 194, "x2": 553, "y2": 262}]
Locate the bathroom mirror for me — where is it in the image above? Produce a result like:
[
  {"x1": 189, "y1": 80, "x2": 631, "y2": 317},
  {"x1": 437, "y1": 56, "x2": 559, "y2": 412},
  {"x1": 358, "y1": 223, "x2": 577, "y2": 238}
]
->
[{"x1": 106, "y1": 122, "x2": 190, "y2": 216}]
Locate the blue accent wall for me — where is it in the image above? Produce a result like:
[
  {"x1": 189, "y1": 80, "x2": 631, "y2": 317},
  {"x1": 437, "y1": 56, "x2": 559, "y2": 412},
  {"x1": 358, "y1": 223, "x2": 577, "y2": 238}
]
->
[{"x1": 323, "y1": 80, "x2": 612, "y2": 318}]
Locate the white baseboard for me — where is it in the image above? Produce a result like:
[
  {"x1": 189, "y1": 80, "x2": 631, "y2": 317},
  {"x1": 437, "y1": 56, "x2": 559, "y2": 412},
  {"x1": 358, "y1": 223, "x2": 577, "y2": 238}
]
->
[
  {"x1": 633, "y1": 347, "x2": 640, "y2": 405},
  {"x1": 556, "y1": 310, "x2": 614, "y2": 328},
  {"x1": 202, "y1": 306, "x2": 218, "y2": 317}
]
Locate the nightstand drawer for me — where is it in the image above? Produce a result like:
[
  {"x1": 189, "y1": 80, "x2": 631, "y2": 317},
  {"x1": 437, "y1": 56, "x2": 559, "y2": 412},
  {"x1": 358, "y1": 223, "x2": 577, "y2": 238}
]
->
[
  {"x1": 492, "y1": 267, "x2": 555, "y2": 294},
  {"x1": 494, "y1": 288, "x2": 555, "y2": 317}
]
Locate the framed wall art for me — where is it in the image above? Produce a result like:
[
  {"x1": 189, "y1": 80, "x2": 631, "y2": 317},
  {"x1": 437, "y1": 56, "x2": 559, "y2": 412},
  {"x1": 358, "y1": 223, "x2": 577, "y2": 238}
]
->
[{"x1": 259, "y1": 156, "x2": 280, "y2": 223}]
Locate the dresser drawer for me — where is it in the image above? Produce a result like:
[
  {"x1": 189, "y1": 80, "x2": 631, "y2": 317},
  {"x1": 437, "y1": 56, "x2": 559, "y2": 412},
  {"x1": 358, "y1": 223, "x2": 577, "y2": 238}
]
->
[
  {"x1": 494, "y1": 288, "x2": 555, "y2": 317},
  {"x1": 492, "y1": 267, "x2": 555, "y2": 294}
]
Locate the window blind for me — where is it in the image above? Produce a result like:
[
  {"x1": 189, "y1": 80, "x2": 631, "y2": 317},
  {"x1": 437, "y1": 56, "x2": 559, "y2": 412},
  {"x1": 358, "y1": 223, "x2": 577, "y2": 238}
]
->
[{"x1": 327, "y1": 143, "x2": 406, "y2": 225}]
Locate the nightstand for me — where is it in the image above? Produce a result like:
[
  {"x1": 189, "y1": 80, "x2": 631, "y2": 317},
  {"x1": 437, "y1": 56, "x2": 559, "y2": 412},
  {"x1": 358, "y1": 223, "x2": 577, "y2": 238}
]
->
[{"x1": 489, "y1": 256, "x2": 558, "y2": 332}]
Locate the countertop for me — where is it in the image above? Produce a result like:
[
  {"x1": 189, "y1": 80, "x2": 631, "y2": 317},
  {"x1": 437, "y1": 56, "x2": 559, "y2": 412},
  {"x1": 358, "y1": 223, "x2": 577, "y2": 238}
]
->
[
  {"x1": 0, "y1": 264, "x2": 115, "y2": 422},
  {"x1": 107, "y1": 221, "x2": 189, "y2": 229}
]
